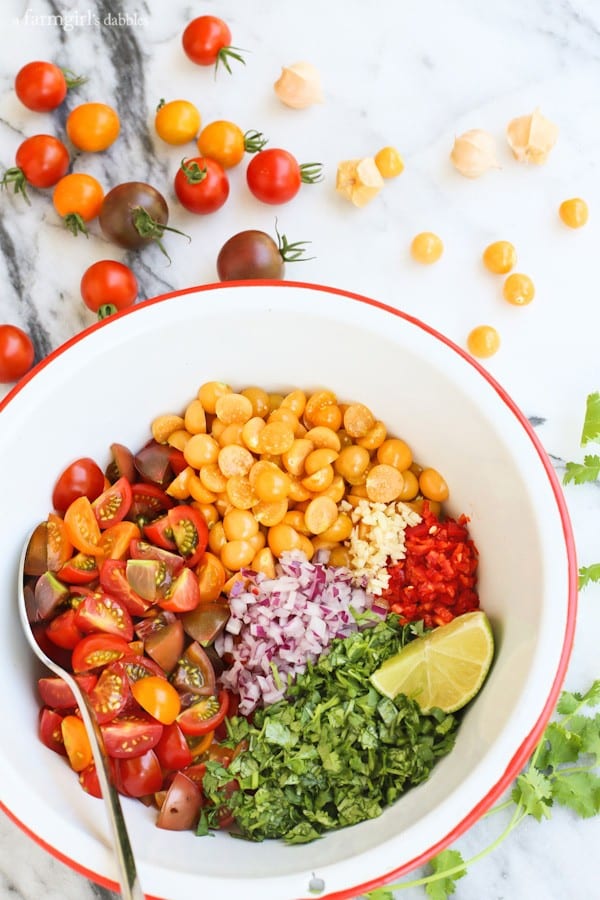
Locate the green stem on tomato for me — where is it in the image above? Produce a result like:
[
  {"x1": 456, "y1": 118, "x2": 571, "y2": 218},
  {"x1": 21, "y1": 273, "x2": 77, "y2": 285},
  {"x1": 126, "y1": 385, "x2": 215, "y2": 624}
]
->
[
  {"x1": 299, "y1": 161, "x2": 324, "y2": 184},
  {"x1": 275, "y1": 219, "x2": 315, "y2": 263},
  {"x1": 61, "y1": 68, "x2": 86, "y2": 89},
  {"x1": 131, "y1": 206, "x2": 190, "y2": 262},
  {"x1": 97, "y1": 304, "x2": 118, "y2": 320},
  {"x1": 63, "y1": 213, "x2": 89, "y2": 237},
  {"x1": 243, "y1": 129, "x2": 268, "y2": 154},
  {"x1": 215, "y1": 45, "x2": 247, "y2": 76},
  {"x1": 1, "y1": 167, "x2": 30, "y2": 203},
  {"x1": 180, "y1": 159, "x2": 207, "y2": 184}
]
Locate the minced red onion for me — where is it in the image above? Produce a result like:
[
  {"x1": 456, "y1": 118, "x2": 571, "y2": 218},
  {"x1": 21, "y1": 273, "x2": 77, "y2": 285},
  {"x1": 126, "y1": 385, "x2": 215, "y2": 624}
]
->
[{"x1": 214, "y1": 550, "x2": 382, "y2": 715}]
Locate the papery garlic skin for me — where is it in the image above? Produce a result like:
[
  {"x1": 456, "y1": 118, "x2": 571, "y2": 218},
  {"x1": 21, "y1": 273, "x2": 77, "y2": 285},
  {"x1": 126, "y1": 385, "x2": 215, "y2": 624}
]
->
[
  {"x1": 506, "y1": 108, "x2": 558, "y2": 164},
  {"x1": 274, "y1": 62, "x2": 323, "y2": 109},
  {"x1": 450, "y1": 129, "x2": 500, "y2": 178},
  {"x1": 336, "y1": 158, "x2": 384, "y2": 207}
]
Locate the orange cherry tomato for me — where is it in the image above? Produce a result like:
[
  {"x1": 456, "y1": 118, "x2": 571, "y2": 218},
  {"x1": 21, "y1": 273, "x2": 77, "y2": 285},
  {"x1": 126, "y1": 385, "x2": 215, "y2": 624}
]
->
[
  {"x1": 98, "y1": 521, "x2": 141, "y2": 560},
  {"x1": 131, "y1": 676, "x2": 181, "y2": 725},
  {"x1": 196, "y1": 552, "x2": 226, "y2": 601},
  {"x1": 52, "y1": 173, "x2": 104, "y2": 235},
  {"x1": 197, "y1": 121, "x2": 267, "y2": 169},
  {"x1": 64, "y1": 496, "x2": 103, "y2": 556},
  {"x1": 66, "y1": 102, "x2": 120, "y2": 152},
  {"x1": 155, "y1": 99, "x2": 201, "y2": 145},
  {"x1": 61, "y1": 715, "x2": 93, "y2": 772}
]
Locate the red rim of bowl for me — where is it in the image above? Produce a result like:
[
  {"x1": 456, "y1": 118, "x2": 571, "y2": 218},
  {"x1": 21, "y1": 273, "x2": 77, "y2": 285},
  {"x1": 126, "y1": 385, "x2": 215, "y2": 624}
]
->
[{"x1": 0, "y1": 280, "x2": 578, "y2": 900}]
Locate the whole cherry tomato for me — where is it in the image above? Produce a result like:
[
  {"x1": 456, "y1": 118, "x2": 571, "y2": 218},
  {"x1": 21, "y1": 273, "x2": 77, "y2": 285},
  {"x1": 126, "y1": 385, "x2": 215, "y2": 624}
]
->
[
  {"x1": 66, "y1": 102, "x2": 120, "y2": 152},
  {"x1": 52, "y1": 457, "x2": 105, "y2": 513},
  {"x1": 2, "y1": 135, "x2": 70, "y2": 201},
  {"x1": 155, "y1": 99, "x2": 201, "y2": 145},
  {"x1": 181, "y1": 15, "x2": 245, "y2": 73},
  {"x1": 52, "y1": 173, "x2": 104, "y2": 235},
  {"x1": 15, "y1": 61, "x2": 83, "y2": 112},
  {"x1": 246, "y1": 148, "x2": 323, "y2": 205},
  {"x1": 216, "y1": 227, "x2": 311, "y2": 280},
  {"x1": 173, "y1": 157, "x2": 229, "y2": 215},
  {"x1": 0, "y1": 324, "x2": 35, "y2": 383},
  {"x1": 80, "y1": 260, "x2": 138, "y2": 316},
  {"x1": 196, "y1": 121, "x2": 267, "y2": 169}
]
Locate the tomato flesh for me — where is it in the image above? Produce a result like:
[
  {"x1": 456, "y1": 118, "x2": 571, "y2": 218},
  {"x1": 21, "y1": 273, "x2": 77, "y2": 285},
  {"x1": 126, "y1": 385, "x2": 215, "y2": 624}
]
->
[
  {"x1": 101, "y1": 714, "x2": 164, "y2": 758},
  {"x1": 117, "y1": 749, "x2": 164, "y2": 797},
  {"x1": 154, "y1": 722, "x2": 194, "y2": 771},
  {"x1": 176, "y1": 691, "x2": 229, "y2": 736},
  {"x1": 74, "y1": 592, "x2": 134, "y2": 641},
  {"x1": 72, "y1": 633, "x2": 132, "y2": 672},
  {"x1": 88, "y1": 662, "x2": 131, "y2": 724},
  {"x1": 39, "y1": 707, "x2": 67, "y2": 756},
  {"x1": 168, "y1": 505, "x2": 208, "y2": 567},
  {"x1": 92, "y1": 477, "x2": 132, "y2": 528}
]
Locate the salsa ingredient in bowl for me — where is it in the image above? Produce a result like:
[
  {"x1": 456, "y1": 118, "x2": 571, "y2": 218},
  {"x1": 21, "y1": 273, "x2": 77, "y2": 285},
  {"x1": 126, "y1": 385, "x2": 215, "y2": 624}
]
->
[{"x1": 25, "y1": 381, "x2": 491, "y2": 843}]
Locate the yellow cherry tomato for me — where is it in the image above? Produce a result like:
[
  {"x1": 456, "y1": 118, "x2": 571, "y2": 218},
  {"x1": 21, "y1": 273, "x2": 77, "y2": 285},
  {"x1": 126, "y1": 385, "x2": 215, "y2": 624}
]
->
[
  {"x1": 410, "y1": 232, "x2": 444, "y2": 264},
  {"x1": 467, "y1": 325, "x2": 500, "y2": 358},
  {"x1": 197, "y1": 121, "x2": 267, "y2": 169},
  {"x1": 155, "y1": 99, "x2": 201, "y2": 145},
  {"x1": 503, "y1": 273, "x2": 535, "y2": 306},
  {"x1": 559, "y1": 197, "x2": 588, "y2": 229},
  {"x1": 131, "y1": 676, "x2": 181, "y2": 724},
  {"x1": 66, "y1": 102, "x2": 120, "y2": 152},
  {"x1": 482, "y1": 240, "x2": 517, "y2": 274},
  {"x1": 374, "y1": 146, "x2": 404, "y2": 178}
]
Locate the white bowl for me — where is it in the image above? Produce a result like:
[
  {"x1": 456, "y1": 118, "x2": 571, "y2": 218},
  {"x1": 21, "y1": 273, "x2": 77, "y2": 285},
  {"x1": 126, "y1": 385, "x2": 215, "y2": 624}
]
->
[{"x1": 0, "y1": 282, "x2": 576, "y2": 900}]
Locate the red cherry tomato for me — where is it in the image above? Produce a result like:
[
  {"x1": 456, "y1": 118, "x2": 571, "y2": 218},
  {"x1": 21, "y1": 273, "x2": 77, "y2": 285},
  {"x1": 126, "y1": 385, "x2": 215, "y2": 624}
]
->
[
  {"x1": 37, "y1": 674, "x2": 98, "y2": 709},
  {"x1": 74, "y1": 592, "x2": 134, "y2": 642},
  {"x1": 2, "y1": 135, "x2": 70, "y2": 201},
  {"x1": 155, "y1": 722, "x2": 194, "y2": 771},
  {"x1": 15, "y1": 61, "x2": 75, "y2": 112},
  {"x1": 92, "y1": 477, "x2": 133, "y2": 529},
  {"x1": 129, "y1": 483, "x2": 174, "y2": 522},
  {"x1": 101, "y1": 714, "x2": 164, "y2": 759},
  {"x1": 39, "y1": 707, "x2": 67, "y2": 756},
  {"x1": 158, "y1": 567, "x2": 201, "y2": 614},
  {"x1": 168, "y1": 505, "x2": 209, "y2": 567},
  {"x1": 176, "y1": 690, "x2": 229, "y2": 736},
  {"x1": 71, "y1": 633, "x2": 132, "y2": 673},
  {"x1": 58, "y1": 553, "x2": 99, "y2": 585},
  {"x1": 116, "y1": 749, "x2": 164, "y2": 797},
  {"x1": 246, "y1": 148, "x2": 323, "y2": 205},
  {"x1": 80, "y1": 260, "x2": 138, "y2": 316},
  {"x1": 174, "y1": 157, "x2": 229, "y2": 215},
  {"x1": 46, "y1": 608, "x2": 84, "y2": 650},
  {"x1": 0, "y1": 324, "x2": 35, "y2": 383},
  {"x1": 181, "y1": 16, "x2": 244, "y2": 74},
  {"x1": 87, "y1": 662, "x2": 132, "y2": 724},
  {"x1": 52, "y1": 457, "x2": 105, "y2": 513},
  {"x1": 99, "y1": 559, "x2": 152, "y2": 617}
]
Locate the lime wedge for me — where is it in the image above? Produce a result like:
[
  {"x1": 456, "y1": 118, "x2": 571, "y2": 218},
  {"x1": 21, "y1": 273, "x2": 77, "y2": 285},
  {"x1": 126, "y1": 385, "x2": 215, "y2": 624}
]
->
[{"x1": 370, "y1": 610, "x2": 494, "y2": 713}]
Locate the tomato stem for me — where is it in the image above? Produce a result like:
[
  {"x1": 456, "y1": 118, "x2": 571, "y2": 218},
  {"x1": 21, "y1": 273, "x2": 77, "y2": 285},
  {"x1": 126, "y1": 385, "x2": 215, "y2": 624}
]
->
[
  {"x1": 243, "y1": 130, "x2": 268, "y2": 154},
  {"x1": 131, "y1": 206, "x2": 191, "y2": 262},
  {"x1": 180, "y1": 159, "x2": 207, "y2": 185},
  {"x1": 215, "y1": 45, "x2": 247, "y2": 76},
  {"x1": 61, "y1": 68, "x2": 87, "y2": 90},
  {"x1": 299, "y1": 162, "x2": 324, "y2": 185},
  {"x1": 63, "y1": 213, "x2": 89, "y2": 237},
  {"x1": 97, "y1": 304, "x2": 118, "y2": 320},
  {"x1": 156, "y1": 97, "x2": 166, "y2": 111},
  {"x1": 275, "y1": 219, "x2": 315, "y2": 263},
  {"x1": 1, "y1": 167, "x2": 30, "y2": 204}
]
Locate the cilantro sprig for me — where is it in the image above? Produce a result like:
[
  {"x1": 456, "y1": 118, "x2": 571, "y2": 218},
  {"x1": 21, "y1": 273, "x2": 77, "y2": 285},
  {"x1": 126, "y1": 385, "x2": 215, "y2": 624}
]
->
[
  {"x1": 365, "y1": 681, "x2": 600, "y2": 900},
  {"x1": 563, "y1": 391, "x2": 600, "y2": 588}
]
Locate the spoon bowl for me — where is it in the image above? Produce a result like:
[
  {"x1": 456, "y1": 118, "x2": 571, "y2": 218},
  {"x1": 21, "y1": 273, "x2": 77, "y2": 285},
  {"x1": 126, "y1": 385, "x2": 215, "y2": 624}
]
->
[{"x1": 18, "y1": 529, "x2": 144, "y2": 900}]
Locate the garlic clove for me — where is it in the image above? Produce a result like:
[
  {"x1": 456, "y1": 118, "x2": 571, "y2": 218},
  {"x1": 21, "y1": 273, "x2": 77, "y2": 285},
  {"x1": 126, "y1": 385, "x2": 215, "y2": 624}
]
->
[
  {"x1": 506, "y1": 108, "x2": 558, "y2": 164},
  {"x1": 274, "y1": 61, "x2": 323, "y2": 109},
  {"x1": 450, "y1": 129, "x2": 500, "y2": 178},
  {"x1": 336, "y1": 158, "x2": 384, "y2": 207}
]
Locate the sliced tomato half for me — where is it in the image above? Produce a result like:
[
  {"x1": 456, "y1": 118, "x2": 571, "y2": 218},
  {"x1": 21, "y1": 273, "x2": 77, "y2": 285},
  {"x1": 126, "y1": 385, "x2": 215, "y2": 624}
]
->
[
  {"x1": 116, "y1": 748, "x2": 164, "y2": 797},
  {"x1": 120, "y1": 654, "x2": 168, "y2": 684},
  {"x1": 74, "y1": 591, "x2": 134, "y2": 641},
  {"x1": 79, "y1": 763, "x2": 102, "y2": 798},
  {"x1": 58, "y1": 552, "x2": 99, "y2": 585},
  {"x1": 92, "y1": 477, "x2": 133, "y2": 529},
  {"x1": 88, "y1": 662, "x2": 131, "y2": 724},
  {"x1": 46, "y1": 513, "x2": 74, "y2": 571},
  {"x1": 154, "y1": 722, "x2": 194, "y2": 771},
  {"x1": 39, "y1": 707, "x2": 67, "y2": 756},
  {"x1": 129, "y1": 483, "x2": 174, "y2": 523},
  {"x1": 168, "y1": 506, "x2": 208, "y2": 568},
  {"x1": 71, "y1": 633, "x2": 132, "y2": 673},
  {"x1": 158, "y1": 567, "x2": 200, "y2": 613},
  {"x1": 98, "y1": 521, "x2": 141, "y2": 561},
  {"x1": 99, "y1": 559, "x2": 152, "y2": 617},
  {"x1": 46, "y1": 608, "x2": 84, "y2": 650},
  {"x1": 143, "y1": 514, "x2": 177, "y2": 551},
  {"x1": 64, "y1": 496, "x2": 103, "y2": 556},
  {"x1": 101, "y1": 714, "x2": 164, "y2": 758},
  {"x1": 176, "y1": 691, "x2": 229, "y2": 737},
  {"x1": 156, "y1": 771, "x2": 202, "y2": 831},
  {"x1": 38, "y1": 673, "x2": 98, "y2": 709},
  {"x1": 129, "y1": 539, "x2": 184, "y2": 576}
]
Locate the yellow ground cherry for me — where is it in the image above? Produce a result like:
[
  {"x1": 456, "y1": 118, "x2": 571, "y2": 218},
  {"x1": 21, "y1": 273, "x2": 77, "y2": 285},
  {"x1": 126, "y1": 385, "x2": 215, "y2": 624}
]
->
[
  {"x1": 482, "y1": 240, "x2": 517, "y2": 274},
  {"x1": 374, "y1": 146, "x2": 404, "y2": 178},
  {"x1": 559, "y1": 197, "x2": 588, "y2": 229},
  {"x1": 467, "y1": 325, "x2": 500, "y2": 359},
  {"x1": 503, "y1": 273, "x2": 535, "y2": 306},
  {"x1": 410, "y1": 232, "x2": 443, "y2": 264}
]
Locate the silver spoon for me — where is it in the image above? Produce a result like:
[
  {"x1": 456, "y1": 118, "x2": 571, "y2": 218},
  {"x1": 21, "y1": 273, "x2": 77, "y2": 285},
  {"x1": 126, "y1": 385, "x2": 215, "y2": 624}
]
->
[{"x1": 18, "y1": 530, "x2": 145, "y2": 900}]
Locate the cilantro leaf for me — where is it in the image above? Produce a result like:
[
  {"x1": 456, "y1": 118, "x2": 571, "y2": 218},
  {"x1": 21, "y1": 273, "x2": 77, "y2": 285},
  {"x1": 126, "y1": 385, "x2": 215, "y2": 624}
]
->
[
  {"x1": 563, "y1": 455, "x2": 600, "y2": 485},
  {"x1": 581, "y1": 681, "x2": 600, "y2": 708},
  {"x1": 581, "y1": 392, "x2": 600, "y2": 445},
  {"x1": 551, "y1": 771, "x2": 600, "y2": 818},
  {"x1": 579, "y1": 564, "x2": 600, "y2": 590},
  {"x1": 535, "y1": 722, "x2": 582, "y2": 769},
  {"x1": 425, "y1": 850, "x2": 466, "y2": 899},
  {"x1": 366, "y1": 889, "x2": 395, "y2": 900},
  {"x1": 512, "y1": 769, "x2": 553, "y2": 820},
  {"x1": 567, "y1": 714, "x2": 600, "y2": 764}
]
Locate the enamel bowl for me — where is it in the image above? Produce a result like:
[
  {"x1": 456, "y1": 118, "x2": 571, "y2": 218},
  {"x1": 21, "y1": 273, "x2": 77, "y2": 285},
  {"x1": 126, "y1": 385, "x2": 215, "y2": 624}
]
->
[{"x1": 0, "y1": 282, "x2": 576, "y2": 900}]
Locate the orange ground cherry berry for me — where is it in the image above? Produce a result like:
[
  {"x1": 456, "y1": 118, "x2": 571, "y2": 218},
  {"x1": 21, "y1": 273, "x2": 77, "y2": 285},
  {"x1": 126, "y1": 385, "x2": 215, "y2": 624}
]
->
[
  {"x1": 503, "y1": 273, "x2": 535, "y2": 306},
  {"x1": 482, "y1": 240, "x2": 517, "y2": 274},
  {"x1": 374, "y1": 146, "x2": 404, "y2": 178},
  {"x1": 410, "y1": 232, "x2": 443, "y2": 264},
  {"x1": 467, "y1": 325, "x2": 500, "y2": 359},
  {"x1": 559, "y1": 197, "x2": 588, "y2": 229}
]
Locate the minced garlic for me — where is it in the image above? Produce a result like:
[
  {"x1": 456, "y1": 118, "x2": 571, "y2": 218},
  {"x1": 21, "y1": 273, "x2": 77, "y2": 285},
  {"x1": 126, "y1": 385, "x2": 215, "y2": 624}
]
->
[{"x1": 342, "y1": 499, "x2": 422, "y2": 595}]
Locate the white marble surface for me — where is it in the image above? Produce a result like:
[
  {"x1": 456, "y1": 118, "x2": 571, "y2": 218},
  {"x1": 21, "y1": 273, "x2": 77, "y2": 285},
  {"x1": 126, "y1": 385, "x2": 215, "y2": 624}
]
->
[{"x1": 1, "y1": 0, "x2": 600, "y2": 898}]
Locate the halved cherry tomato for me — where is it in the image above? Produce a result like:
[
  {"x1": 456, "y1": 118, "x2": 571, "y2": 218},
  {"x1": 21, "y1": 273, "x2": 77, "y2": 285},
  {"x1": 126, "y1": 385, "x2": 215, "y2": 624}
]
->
[
  {"x1": 186, "y1": 730, "x2": 214, "y2": 759},
  {"x1": 92, "y1": 477, "x2": 132, "y2": 529},
  {"x1": 72, "y1": 633, "x2": 132, "y2": 672},
  {"x1": 158, "y1": 567, "x2": 200, "y2": 613},
  {"x1": 195, "y1": 553, "x2": 226, "y2": 603},
  {"x1": 180, "y1": 761, "x2": 207, "y2": 784},
  {"x1": 46, "y1": 608, "x2": 84, "y2": 650},
  {"x1": 62, "y1": 714, "x2": 93, "y2": 772},
  {"x1": 176, "y1": 690, "x2": 229, "y2": 736},
  {"x1": 106, "y1": 443, "x2": 135, "y2": 484},
  {"x1": 101, "y1": 714, "x2": 163, "y2": 758},
  {"x1": 144, "y1": 620, "x2": 185, "y2": 674},
  {"x1": 39, "y1": 707, "x2": 67, "y2": 756},
  {"x1": 98, "y1": 521, "x2": 141, "y2": 560},
  {"x1": 58, "y1": 552, "x2": 99, "y2": 584},
  {"x1": 120, "y1": 654, "x2": 167, "y2": 684},
  {"x1": 31, "y1": 621, "x2": 73, "y2": 669},
  {"x1": 134, "y1": 441, "x2": 174, "y2": 488},
  {"x1": 171, "y1": 642, "x2": 216, "y2": 696},
  {"x1": 169, "y1": 448, "x2": 188, "y2": 476},
  {"x1": 64, "y1": 496, "x2": 103, "y2": 556},
  {"x1": 38, "y1": 673, "x2": 98, "y2": 709},
  {"x1": 129, "y1": 483, "x2": 174, "y2": 523},
  {"x1": 99, "y1": 559, "x2": 151, "y2": 616},
  {"x1": 74, "y1": 591, "x2": 134, "y2": 641},
  {"x1": 156, "y1": 771, "x2": 202, "y2": 830},
  {"x1": 143, "y1": 514, "x2": 176, "y2": 551},
  {"x1": 132, "y1": 676, "x2": 181, "y2": 725},
  {"x1": 53, "y1": 457, "x2": 105, "y2": 514},
  {"x1": 129, "y1": 540, "x2": 184, "y2": 575},
  {"x1": 88, "y1": 662, "x2": 131, "y2": 724},
  {"x1": 117, "y1": 748, "x2": 164, "y2": 797},
  {"x1": 79, "y1": 763, "x2": 102, "y2": 798},
  {"x1": 168, "y1": 505, "x2": 208, "y2": 567},
  {"x1": 46, "y1": 512, "x2": 74, "y2": 571},
  {"x1": 154, "y1": 722, "x2": 194, "y2": 771}
]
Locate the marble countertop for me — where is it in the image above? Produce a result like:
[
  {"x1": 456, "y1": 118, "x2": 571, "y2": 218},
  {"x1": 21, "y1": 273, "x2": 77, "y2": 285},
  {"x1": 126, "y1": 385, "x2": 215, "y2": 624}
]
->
[{"x1": 1, "y1": 1, "x2": 600, "y2": 898}]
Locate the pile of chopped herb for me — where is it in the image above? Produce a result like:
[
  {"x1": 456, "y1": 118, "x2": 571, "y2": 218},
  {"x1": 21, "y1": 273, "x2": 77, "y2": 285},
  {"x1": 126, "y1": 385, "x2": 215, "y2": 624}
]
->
[{"x1": 202, "y1": 614, "x2": 459, "y2": 843}]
